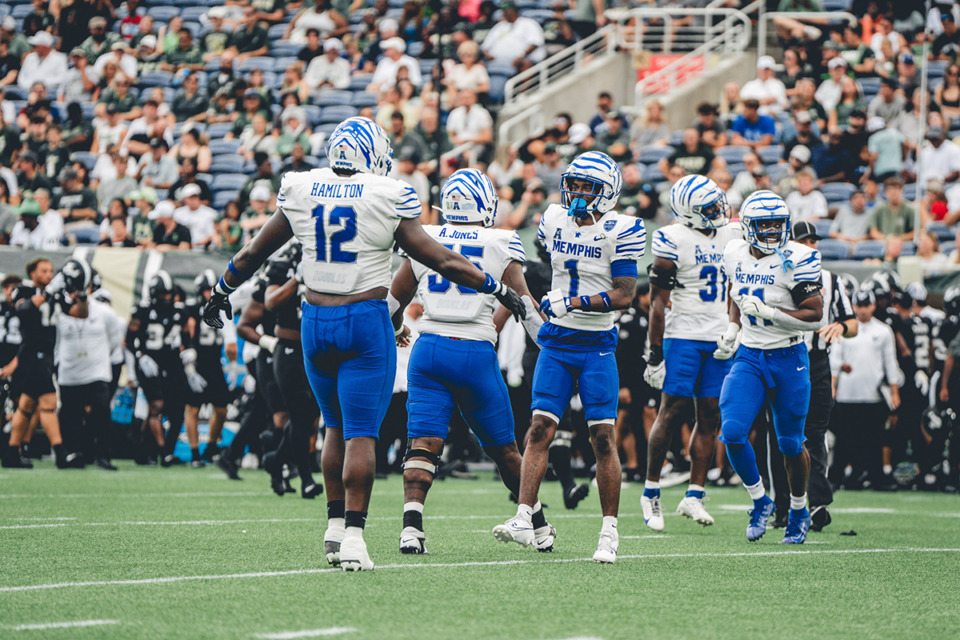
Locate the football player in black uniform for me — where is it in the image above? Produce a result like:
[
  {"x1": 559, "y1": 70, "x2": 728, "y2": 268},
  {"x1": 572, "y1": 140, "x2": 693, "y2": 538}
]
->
[
  {"x1": 615, "y1": 281, "x2": 655, "y2": 482},
  {"x1": 0, "y1": 274, "x2": 22, "y2": 444},
  {"x1": 126, "y1": 271, "x2": 191, "y2": 466},
  {"x1": 2, "y1": 258, "x2": 83, "y2": 469},
  {"x1": 182, "y1": 270, "x2": 235, "y2": 466},
  {"x1": 937, "y1": 286, "x2": 960, "y2": 492},
  {"x1": 263, "y1": 242, "x2": 323, "y2": 498}
]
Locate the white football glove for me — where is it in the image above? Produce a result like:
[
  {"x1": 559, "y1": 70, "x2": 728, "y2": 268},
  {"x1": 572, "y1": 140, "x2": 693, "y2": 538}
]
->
[
  {"x1": 258, "y1": 335, "x2": 278, "y2": 354},
  {"x1": 713, "y1": 322, "x2": 740, "y2": 361},
  {"x1": 185, "y1": 365, "x2": 208, "y2": 394},
  {"x1": 225, "y1": 362, "x2": 241, "y2": 390},
  {"x1": 138, "y1": 354, "x2": 160, "y2": 378},
  {"x1": 915, "y1": 370, "x2": 930, "y2": 396},
  {"x1": 520, "y1": 295, "x2": 544, "y2": 343},
  {"x1": 643, "y1": 360, "x2": 665, "y2": 389},
  {"x1": 739, "y1": 295, "x2": 777, "y2": 322},
  {"x1": 539, "y1": 289, "x2": 571, "y2": 319}
]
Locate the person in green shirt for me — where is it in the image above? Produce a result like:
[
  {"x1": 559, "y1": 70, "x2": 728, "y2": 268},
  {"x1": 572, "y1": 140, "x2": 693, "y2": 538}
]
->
[
  {"x1": 239, "y1": 185, "x2": 274, "y2": 240},
  {"x1": 201, "y1": 8, "x2": 234, "y2": 62},
  {"x1": 79, "y1": 16, "x2": 120, "y2": 64},
  {"x1": 229, "y1": 90, "x2": 271, "y2": 139},
  {"x1": 238, "y1": 153, "x2": 282, "y2": 208},
  {"x1": 232, "y1": 8, "x2": 270, "y2": 62},
  {"x1": 129, "y1": 188, "x2": 158, "y2": 246},
  {"x1": 218, "y1": 200, "x2": 243, "y2": 252},
  {"x1": 1, "y1": 16, "x2": 31, "y2": 60},
  {"x1": 160, "y1": 29, "x2": 204, "y2": 72},
  {"x1": 276, "y1": 107, "x2": 311, "y2": 158},
  {"x1": 95, "y1": 76, "x2": 142, "y2": 121},
  {"x1": 869, "y1": 177, "x2": 915, "y2": 241}
]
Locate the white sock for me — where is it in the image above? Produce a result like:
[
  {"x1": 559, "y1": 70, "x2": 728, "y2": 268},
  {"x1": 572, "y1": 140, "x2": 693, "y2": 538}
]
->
[
  {"x1": 687, "y1": 484, "x2": 705, "y2": 494},
  {"x1": 883, "y1": 464, "x2": 893, "y2": 475},
  {"x1": 328, "y1": 517, "x2": 345, "y2": 531},
  {"x1": 644, "y1": 480, "x2": 660, "y2": 492},
  {"x1": 602, "y1": 515, "x2": 618, "y2": 532},
  {"x1": 404, "y1": 502, "x2": 424, "y2": 513},
  {"x1": 517, "y1": 503, "x2": 533, "y2": 521},
  {"x1": 745, "y1": 480, "x2": 766, "y2": 501},
  {"x1": 344, "y1": 525, "x2": 363, "y2": 539},
  {"x1": 790, "y1": 493, "x2": 807, "y2": 511},
  {"x1": 532, "y1": 500, "x2": 542, "y2": 514}
]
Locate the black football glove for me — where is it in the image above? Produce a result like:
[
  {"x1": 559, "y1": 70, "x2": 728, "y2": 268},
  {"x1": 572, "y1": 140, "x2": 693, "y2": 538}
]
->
[
  {"x1": 202, "y1": 292, "x2": 233, "y2": 329},
  {"x1": 494, "y1": 283, "x2": 526, "y2": 322}
]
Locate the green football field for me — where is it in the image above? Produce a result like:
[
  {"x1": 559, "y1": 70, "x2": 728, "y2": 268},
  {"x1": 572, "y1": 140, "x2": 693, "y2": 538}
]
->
[{"x1": 2, "y1": 463, "x2": 959, "y2": 640}]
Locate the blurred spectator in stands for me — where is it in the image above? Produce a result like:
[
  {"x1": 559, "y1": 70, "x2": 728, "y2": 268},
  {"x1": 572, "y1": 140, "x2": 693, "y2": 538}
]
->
[
  {"x1": 718, "y1": 81, "x2": 742, "y2": 128},
  {"x1": 147, "y1": 200, "x2": 191, "y2": 251},
  {"x1": 535, "y1": 143, "x2": 564, "y2": 194},
  {"x1": 916, "y1": 125, "x2": 960, "y2": 186},
  {"x1": 741, "y1": 56, "x2": 787, "y2": 116},
  {"x1": 229, "y1": 90, "x2": 271, "y2": 140},
  {"x1": 174, "y1": 184, "x2": 218, "y2": 250},
  {"x1": 135, "y1": 35, "x2": 162, "y2": 74},
  {"x1": 171, "y1": 73, "x2": 209, "y2": 123},
  {"x1": 279, "y1": 66, "x2": 311, "y2": 105},
  {"x1": 276, "y1": 107, "x2": 311, "y2": 159},
  {"x1": 869, "y1": 176, "x2": 914, "y2": 241},
  {"x1": 363, "y1": 16, "x2": 398, "y2": 64},
  {"x1": 131, "y1": 16, "x2": 157, "y2": 51},
  {"x1": 42, "y1": 124, "x2": 70, "y2": 180},
  {"x1": 776, "y1": 145, "x2": 813, "y2": 196},
  {"x1": 916, "y1": 231, "x2": 949, "y2": 275},
  {"x1": 369, "y1": 38, "x2": 422, "y2": 93},
  {"x1": 239, "y1": 152, "x2": 282, "y2": 208},
  {"x1": 0, "y1": 39, "x2": 19, "y2": 90},
  {"x1": 56, "y1": 167, "x2": 99, "y2": 234},
  {"x1": 60, "y1": 48, "x2": 98, "y2": 104},
  {"x1": 17, "y1": 150, "x2": 53, "y2": 195},
  {"x1": 128, "y1": 189, "x2": 156, "y2": 245},
  {"x1": 126, "y1": 100, "x2": 174, "y2": 159},
  {"x1": 245, "y1": 68, "x2": 274, "y2": 109},
  {"x1": 169, "y1": 157, "x2": 212, "y2": 205},
  {"x1": 561, "y1": 123, "x2": 593, "y2": 163},
  {"x1": 659, "y1": 127, "x2": 716, "y2": 177},
  {"x1": 206, "y1": 50, "x2": 236, "y2": 98},
  {"x1": 920, "y1": 178, "x2": 949, "y2": 224},
  {"x1": 0, "y1": 180, "x2": 15, "y2": 241},
  {"x1": 894, "y1": 87, "x2": 931, "y2": 153},
  {"x1": 60, "y1": 103, "x2": 93, "y2": 154},
  {"x1": 444, "y1": 41, "x2": 490, "y2": 104},
  {"x1": 631, "y1": 99, "x2": 670, "y2": 150},
  {"x1": 376, "y1": 83, "x2": 418, "y2": 132},
  {"x1": 828, "y1": 77, "x2": 866, "y2": 130},
  {"x1": 391, "y1": 148, "x2": 431, "y2": 219},
  {"x1": 593, "y1": 109, "x2": 631, "y2": 164},
  {"x1": 287, "y1": 0, "x2": 349, "y2": 44},
  {"x1": 219, "y1": 200, "x2": 243, "y2": 252},
  {"x1": 779, "y1": 48, "x2": 812, "y2": 98},
  {"x1": 502, "y1": 180, "x2": 547, "y2": 230},
  {"x1": 238, "y1": 113, "x2": 276, "y2": 160},
  {"x1": 240, "y1": 185, "x2": 273, "y2": 239},
  {"x1": 447, "y1": 89, "x2": 493, "y2": 168},
  {"x1": 935, "y1": 64, "x2": 960, "y2": 124},
  {"x1": 864, "y1": 116, "x2": 904, "y2": 184},
  {"x1": 414, "y1": 107, "x2": 452, "y2": 182},
  {"x1": 206, "y1": 89, "x2": 233, "y2": 125},
  {"x1": 95, "y1": 42, "x2": 138, "y2": 84},
  {"x1": 694, "y1": 102, "x2": 727, "y2": 149},
  {"x1": 616, "y1": 163, "x2": 645, "y2": 218},
  {"x1": 250, "y1": 0, "x2": 287, "y2": 25},
  {"x1": 840, "y1": 24, "x2": 875, "y2": 75},
  {"x1": 885, "y1": 52, "x2": 919, "y2": 97},
  {"x1": 730, "y1": 99, "x2": 775, "y2": 150},
  {"x1": 200, "y1": 8, "x2": 233, "y2": 62},
  {"x1": 814, "y1": 128, "x2": 855, "y2": 185},
  {"x1": 0, "y1": 16, "x2": 29, "y2": 61},
  {"x1": 18, "y1": 32, "x2": 67, "y2": 94},
  {"x1": 31, "y1": 187, "x2": 62, "y2": 237},
  {"x1": 542, "y1": 2, "x2": 576, "y2": 56},
  {"x1": 93, "y1": 60, "x2": 119, "y2": 100},
  {"x1": 841, "y1": 108, "x2": 869, "y2": 165},
  {"x1": 97, "y1": 152, "x2": 137, "y2": 213},
  {"x1": 589, "y1": 92, "x2": 623, "y2": 136},
  {"x1": 658, "y1": 164, "x2": 685, "y2": 221},
  {"x1": 137, "y1": 138, "x2": 178, "y2": 190},
  {"x1": 829, "y1": 189, "x2": 871, "y2": 244},
  {"x1": 815, "y1": 57, "x2": 847, "y2": 114},
  {"x1": 298, "y1": 28, "x2": 325, "y2": 66},
  {"x1": 281, "y1": 142, "x2": 312, "y2": 173},
  {"x1": 10, "y1": 198, "x2": 59, "y2": 248},
  {"x1": 785, "y1": 168, "x2": 827, "y2": 223},
  {"x1": 727, "y1": 152, "x2": 762, "y2": 212},
  {"x1": 91, "y1": 107, "x2": 127, "y2": 159},
  {"x1": 306, "y1": 38, "x2": 351, "y2": 92},
  {"x1": 932, "y1": 11, "x2": 960, "y2": 61},
  {"x1": 80, "y1": 17, "x2": 119, "y2": 65},
  {"x1": 234, "y1": 8, "x2": 271, "y2": 62},
  {"x1": 868, "y1": 77, "x2": 906, "y2": 122},
  {"x1": 870, "y1": 14, "x2": 905, "y2": 62},
  {"x1": 160, "y1": 29, "x2": 204, "y2": 72},
  {"x1": 783, "y1": 110, "x2": 823, "y2": 160},
  {"x1": 399, "y1": 0, "x2": 425, "y2": 43},
  {"x1": 96, "y1": 75, "x2": 141, "y2": 122},
  {"x1": 482, "y1": 0, "x2": 545, "y2": 73},
  {"x1": 386, "y1": 112, "x2": 425, "y2": 163},
  {"x1": 98, "y1": 200, "x2": 138, "y2": 247},
  {"x1": 22, "y1": 114, "x2": 49, "y2": 161}
]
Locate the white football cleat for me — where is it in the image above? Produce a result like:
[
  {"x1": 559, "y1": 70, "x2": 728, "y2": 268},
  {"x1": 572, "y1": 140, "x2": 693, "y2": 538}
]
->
[
  {"x1": 677, "y1": 496, "x2": 715, "y2": 526},
  {"x1": 533, "y1": 524, "x2": 557, "y2": 552},
  {"x1": 492, "y1": 515, "x2": 535, "y2": 548},
  {"x1": 339, "y1": 533, "x2": 374, "y2": 571},
  {"x1": 323, "y1": 523, "x2": 345, "y2": 566},
  {"x1": 641, "y1": 494, "x2": 665, "y2": 531},
  {"x1": 399, "y1": 526, "x2": 426, "y2": 554},
  {"x1": 592, "y1": 529, "x2": 619, "y2": 564}
]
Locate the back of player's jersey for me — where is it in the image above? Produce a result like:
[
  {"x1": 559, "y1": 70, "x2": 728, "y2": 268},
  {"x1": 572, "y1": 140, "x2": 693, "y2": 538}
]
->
[
  {"x1": 910, "y1": 314, "x2": 934, "y2": 373},
  {"x1": 411, "y1": 225, "x2": 525, "y2": 344},
  {"x1": 15, "y1": 286, "x2": 58, "y2": 353},
  {"x1": 537, "y1": 205, "x2": 645, "y2": 333},
  {"x1": 190, "y1": 304, "x2": 223, "y2": 361},
  {"x1": 652, "y1": 222, "x2": 742, "y2": 340},
  {"x1": 278, "y1": 168, "x2": 420, "y2": 295},
  {"x1": 933, "y1": 316, "x2": 960, "y2": 367}
]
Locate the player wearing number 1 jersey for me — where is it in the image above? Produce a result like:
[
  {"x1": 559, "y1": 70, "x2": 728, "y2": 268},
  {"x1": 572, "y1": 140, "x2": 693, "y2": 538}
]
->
[
  {"x1": 493, "y1": 151, "x2": 644, "y2": 564},
  {"x1": 717, "y1": 190, "x2": 825, "y2": 544},
  {"x1": 200, "y1": 117, "x2": 527, "y2": 572},
  {"x1": 641, "y1": 175, "x2": 742, "y2": 531}
]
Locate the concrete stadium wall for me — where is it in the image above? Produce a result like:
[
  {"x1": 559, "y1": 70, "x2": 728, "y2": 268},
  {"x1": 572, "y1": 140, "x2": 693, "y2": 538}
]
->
[{"x1": 656, "y1": 51, "x2": 757, "y2": 131}]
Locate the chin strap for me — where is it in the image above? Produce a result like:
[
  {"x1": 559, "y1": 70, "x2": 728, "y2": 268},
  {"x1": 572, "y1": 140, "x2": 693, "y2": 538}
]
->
[{"x1": 773, "y1": 247, "x2": 794, "y2": 272}]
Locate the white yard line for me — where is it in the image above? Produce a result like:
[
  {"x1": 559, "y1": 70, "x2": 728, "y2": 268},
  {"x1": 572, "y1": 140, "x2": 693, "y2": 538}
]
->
[
  {"x1": 253, "y1": 628, "x2": 358, "y2": 639},
  {"x1": 14, "y1": 619, "x2": 119, "y2": 631},
  {"x1": 1, "y1": 547, "x2": 957, "y2": 594},
  {"x1": 0, "y1": 518, "x2": 318, "y2": 531}
]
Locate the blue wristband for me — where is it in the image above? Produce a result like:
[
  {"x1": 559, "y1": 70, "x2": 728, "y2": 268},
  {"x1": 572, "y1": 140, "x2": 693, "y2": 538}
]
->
[
  {"x1": 599, "y1": 291, "x2": 612, "y2": 311},
  {"x1": 227, "y1": 259, "x2": 241, "y2": 276},
  {"x1": 579, "y1": 295, "x2": 592, "y2": 310},
  {"x1": 216, "y1": 276, "x2": 237, "y2": 295},
  {"x1": 478, "y1": 273, "x2": 498, "y2": 294}
]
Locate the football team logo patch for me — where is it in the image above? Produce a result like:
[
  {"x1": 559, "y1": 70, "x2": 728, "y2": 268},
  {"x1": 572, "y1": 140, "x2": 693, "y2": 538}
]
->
[{"x1": 604, "y1": 220, "x2": 616, "y2": 232}]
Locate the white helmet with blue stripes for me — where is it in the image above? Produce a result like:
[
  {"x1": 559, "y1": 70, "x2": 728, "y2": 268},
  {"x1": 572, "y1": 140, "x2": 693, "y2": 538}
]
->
[
  {"x1": 560, "y1": 151, "x2": 622, "y2": 218},
  {"x1": 669, "y1": 174, "x2": 729, "y2": 229},
  {"x1": 740, "y1": 190, "x2": 791, "y2": 254},
  {"x1": 326, "y1": 116, "x2": 393, "y2": 176},
  {"x1": 440, "y1": 169, "x2": 499, "y2": 227}
]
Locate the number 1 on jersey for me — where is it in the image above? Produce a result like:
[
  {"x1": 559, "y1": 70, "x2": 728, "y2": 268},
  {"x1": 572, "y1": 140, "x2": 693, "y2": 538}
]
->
[
  {"x1": 564, "y1": 260, "x2": 579, "y2": 297},
  {"x1": 738, "y1": 286, "x2": 772, "y2": 326},
  {"x1": 312, "y1": 204, "x2": 357, "y2": 263}
]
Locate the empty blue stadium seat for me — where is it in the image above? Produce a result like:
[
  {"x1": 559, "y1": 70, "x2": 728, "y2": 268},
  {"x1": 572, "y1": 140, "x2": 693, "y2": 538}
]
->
[
  {"x1": 206, "y1": 122, "x2": 233, "y2": 139},
  {"x1": 858, "y1": 77, "x2": 880, "y2": 97},
  {"x1": 238, "y1": 57, "x2": 275, "y2": 73},
  {"x1": 272, "y1": 56, "x2": 298, "y2": 73},
  {"x1": 715, "y1": 145, "x2": 750, "y2": 164},
  {"x1": 147, "y1": 6, "x2": 180, "y2": 21},
  {"x1": 211, "y1": 173, "x2": 248, "y2": 191},
  {"x1": 902, "y1": 183, "x2": 917, "y2": 201},
  {"x1": 320, "y1": 105, "x2": 359, "y2": 124},
  {"x1": 213, "y1": 190, "x2": 240, "y2": 209},
  {"x1": 267, "y1": 23, "x2": 288, "y2": 40},
  {"x1": 851, "y1": 240, "x2": 887, "y2": 260},
  {"x1": 209, "y1": 155, "x2": 247, "y2": 174},
  {"x1": 139, "y1": 70, "x2": 173, "y2": 88},
  {"x1": 813, "y1": 218, "x2": 833, "y2": 239},
  {"x1": 487, "y1": 74, "x2": 508, "y2": 103},
  {"x1": 10, "y1": 3, "x2": 30, "y2": 17},
  {"x1": 638, "y1": 145, "x2": 672, "y2": 164},
  {"x1": 928, "y1": 222, "x2": 956, "y2": 244},
  {"x1": 180, "y1": 6, "x2": 207, "y2": 22},
  {"x1": 350, "y1": 92, "x2": 378, "y2": 108},
  {"x1": 314, "y1": 90, "x2": 353, "y2": 107},
  {"x1": 817, "y1": 239, "x2": 850, "y2": 261},
  {"x1": 820, "y1": 182, "x2": 857, "y2": 202},
  {"x1": 758, "y1": 145, "x2": 784, "y2": 165},
  {"x1": 71, "y1": 152, "x2": 97, "y2": 171},
  {"x1": 348, "y1": 75, "x2": 374, "y2": 91},
  {"x1": 486, "y1": 61, "x2": 516, "y2": 77},
  {"x1": 3, "y1": 85, "x2": 28, "y2": 100},
  {"x1": 209, "y1": 139, "x2": 241, "y2": 155},
  {"x1": 271, "y1": 41, "x2": 301, "y2": 57},
  {"x1": 301, "y1": 104, "x2": 322, "y2": 127},
  {"x1": 901, "y1": 241, "x2": 916, "y2": 257}
]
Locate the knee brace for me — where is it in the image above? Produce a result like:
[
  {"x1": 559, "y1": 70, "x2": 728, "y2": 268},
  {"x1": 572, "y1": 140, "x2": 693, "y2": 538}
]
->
[
  {"x1": 402, "y1": 448, "x2": 441, "y2": 476},
  {"x1": 549, "y1": 429, "x2": 573, "y2": 450},
  {"x1": 778, "y1": 435, "x2": 804, "y2": 458}
]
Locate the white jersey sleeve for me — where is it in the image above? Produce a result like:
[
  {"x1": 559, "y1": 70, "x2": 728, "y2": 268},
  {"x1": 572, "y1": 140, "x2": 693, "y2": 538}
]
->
[
  {"x1": 655, "y1": 222, "x2": 742, "y2": 341},
  {"x1": 279, "y1": 168, "x2": 421, "y2": 295},
  {"x1": 724, "y1": 239, "x2": 822, "y2": 350},
  {"x1": 410, "y1": 225, "x2": 525, "y2": 344},
  {"x1": 541, "y1": 205, "x2": 644, "y2": 333}
]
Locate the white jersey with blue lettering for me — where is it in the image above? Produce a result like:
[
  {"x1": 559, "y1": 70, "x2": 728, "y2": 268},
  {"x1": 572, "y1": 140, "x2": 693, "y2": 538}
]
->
[
  {"x1": 652, "y1": 221, "x2": 743, "y2": 341},
  {"x1": 537, "y1": 204, "x2": 646, "y2": 332},
  {"x1": 278, "y1": 167, "x2": 420, "y2": 295},
  {"x1": 722, "y1": 239, "x2": 821, "y2": 350},
  {"x1": 409, "y1": 225, "x2": 525, "y2": 344}
]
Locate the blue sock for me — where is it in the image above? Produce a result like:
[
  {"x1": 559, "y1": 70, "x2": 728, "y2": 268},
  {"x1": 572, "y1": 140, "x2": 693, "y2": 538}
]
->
[
  {"x1": 642, "y1": 487, "x2": 660, "y2": 499},
  {"x1": 685, "y1": 489, "x2": 705, "y2": 499},
  {"x1": 725, "y1": 442, "x2": 762, "y2": 488}
]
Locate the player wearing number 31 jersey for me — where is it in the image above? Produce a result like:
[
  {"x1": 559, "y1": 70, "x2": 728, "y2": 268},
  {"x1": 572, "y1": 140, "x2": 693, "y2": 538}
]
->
[
  {"x1": 493, "y1": 151, "x2": 644, "y2": 564},
  {"x1": 200, "y1": 117, "x2": 527, "y2": 572}
]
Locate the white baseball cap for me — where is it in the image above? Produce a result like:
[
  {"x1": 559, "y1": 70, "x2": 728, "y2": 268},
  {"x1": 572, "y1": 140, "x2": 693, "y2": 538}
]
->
[
  {"x1": 382, "y1": 37, "x2": 406, "y2": 53},
  {"x1": 867, "y1": 116, "x2": 886, "y2": 132},
  {"x1": 28, "y1": 31, "x2": 55, "y2": 47},
  {"x1": 756, "y1": 55, "x2": 776, "y2": 70},
  {"x1": 568, "y1": 123, "x2": 591, "y2": 145},
  {"x1": 149, "y1": 200, "x2": 176, "y2": 220},
  {"x1": 250, "y1": 186, "x2": 271, "y2": 202},
  {"x1": 181, "y1": 183, "x2": 202, "y2": 198},
  {"x1": 324, "y1": 38, "x2": 344, "y2": 52}
]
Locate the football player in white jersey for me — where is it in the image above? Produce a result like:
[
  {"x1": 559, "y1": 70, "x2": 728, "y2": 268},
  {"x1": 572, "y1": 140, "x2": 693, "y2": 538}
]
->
[
  {"x1": 716, "y1": 190, "x2": 825, "y2": 544},
  {"x1": 201, "y1": 117, "x2": 527, "y2": 571},
  {"x1": 389, "y1": 169, "x2": 548, "y2": 554},
  {"x1": 492, "y1": 151, "x2": 645, "y2": 564},
  {"x1": 642, "y1": 175, "x2": 742, "y2": 531}
]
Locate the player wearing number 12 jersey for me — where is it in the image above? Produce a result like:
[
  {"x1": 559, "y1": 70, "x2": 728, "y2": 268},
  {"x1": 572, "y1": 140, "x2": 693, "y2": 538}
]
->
[
  {"x1": 493, "y1": 151, "x2": 644, "y2": 564},
  {"x1": 200, "y1": 117, "x2": 527, "y2": 571},
  {"x1": 642, "y1": 175, "x2": 742, "y2": 531}
]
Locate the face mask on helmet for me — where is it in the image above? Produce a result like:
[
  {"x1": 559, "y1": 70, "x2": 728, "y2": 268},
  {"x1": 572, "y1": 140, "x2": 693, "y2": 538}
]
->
[
  {"x1": 561, "y1": 176, "x2": 605, "y2": 219},
  {"x1": 746, "y1": 216, "x2": 790, "y2": 253},
  {"x1": 694, "y1": 195, "x2": 729, "y2": 228},
  {"x1": 150, "y1": 273, "x2": 174, "y2": 306}
]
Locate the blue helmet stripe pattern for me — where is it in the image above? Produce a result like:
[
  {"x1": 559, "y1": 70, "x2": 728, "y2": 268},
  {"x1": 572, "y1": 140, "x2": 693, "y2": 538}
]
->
[
  {"x1": 669, "y1": 174, "x2": 728, "y2": 229},
  {"x1": 560, "y1": 151, "x2": 623, "y2": 216},
  {"x1": 741, "y1": 189, "x2": 790, "y2": 254},
  {"x1": 327, "y1": 116, "x2": 393, "y2": 176},
  {"x1": 440, "y1": 169, "x2": 498, "y2": 226}
]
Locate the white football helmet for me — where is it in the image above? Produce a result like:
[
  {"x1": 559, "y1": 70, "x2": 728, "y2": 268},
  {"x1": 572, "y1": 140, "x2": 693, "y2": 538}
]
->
[
  {"x1": 440, "y1": 169, "x2": 499, "y2": 227},
  {"x1": 669, "y1": 174, "x2": 729, "y2": 229},
  {"x1": 559, "y1": 151, "x2": 622, "y2": 218},
  {"x1": 740, "y1": 190, "x2": 791, "y2": 254},
  {"x1": 326, "y1": 116, "x2": 393, "y2": 176}
]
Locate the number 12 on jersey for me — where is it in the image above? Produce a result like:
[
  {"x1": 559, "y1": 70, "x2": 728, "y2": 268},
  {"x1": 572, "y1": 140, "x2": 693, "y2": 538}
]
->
[{"x1": 312, "y1": 204, "x2": 357, "y2": 263}]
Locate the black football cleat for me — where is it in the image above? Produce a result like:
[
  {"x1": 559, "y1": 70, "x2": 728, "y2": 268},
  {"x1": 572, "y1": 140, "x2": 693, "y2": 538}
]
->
[
  {"x1": 809, "y1": 505, "x2": 832, "y2": 532},
  {"x1": 216, "y1": 454, "x2": 242, "y2": 480},
  {"x1": 563, "y1": 483, "x2": 589, "y2": 510},
  {"x1": 2, "y1": 446, "x2": 33, "y2": 468},
  {"x1": 301, "y1": 482, "x2": 323, "y2": 499},
  {"x1": 94, "y1": 458, "x2": 118, "y2": 471}
]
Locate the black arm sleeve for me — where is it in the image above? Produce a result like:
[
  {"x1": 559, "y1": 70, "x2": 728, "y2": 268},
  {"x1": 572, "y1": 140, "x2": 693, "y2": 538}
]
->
[
  {"x1": 648, "y1": 262, "x2": 678, "y2": 290},
  {"x1": 791, "y1": 280, "x2": 821, "y2": 307}
]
